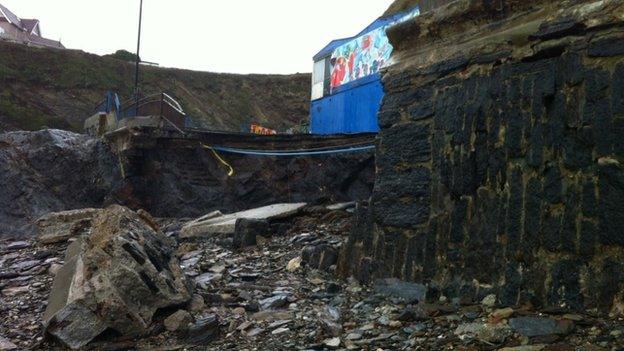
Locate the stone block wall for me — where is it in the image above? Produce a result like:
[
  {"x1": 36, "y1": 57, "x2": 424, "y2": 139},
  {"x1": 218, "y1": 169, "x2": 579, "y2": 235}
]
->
[{"x1": 339, "y1": 0, "x2": 624, "y2": 312}]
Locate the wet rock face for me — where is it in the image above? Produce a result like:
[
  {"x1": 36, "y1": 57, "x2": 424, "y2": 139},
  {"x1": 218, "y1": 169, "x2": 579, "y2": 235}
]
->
[
  {"x1": 0, "y1": 128, "x2": 374, "y2": 240},
  {"x1": 43, "y1": 205, "x2": 192, "y2": 349},
  {"x1": 0, "y1": 130, "x2": 120, "y2": 238},
  {"x1": 121, "y1": 138, "x2": 375, "y2": 220},
  {"x1": 341, "y1": 0, "x2": 624, "y2": 311}
]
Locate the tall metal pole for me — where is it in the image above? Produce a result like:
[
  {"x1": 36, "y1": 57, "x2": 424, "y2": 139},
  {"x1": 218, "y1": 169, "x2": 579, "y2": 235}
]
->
[{"x1": 134, "y1": 0, "x2": 143, "y2": 116}]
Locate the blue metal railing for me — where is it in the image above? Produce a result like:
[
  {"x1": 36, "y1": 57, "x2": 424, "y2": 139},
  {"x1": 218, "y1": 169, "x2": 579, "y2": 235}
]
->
[
  {"x1": 94, "y1": 91, "x2": 194, "y2": 133},
  {"x1": 94, "y1": 91, "x2": 122, "y2": 120}
]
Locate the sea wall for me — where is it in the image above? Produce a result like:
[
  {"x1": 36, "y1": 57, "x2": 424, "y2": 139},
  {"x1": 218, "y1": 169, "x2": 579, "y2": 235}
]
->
[
  {"x1": 108, "y1": 129, "x2": 375, "y2": 219},
  {"x1": 340, "y1": 0, "x2": 624, "y2": 312}
]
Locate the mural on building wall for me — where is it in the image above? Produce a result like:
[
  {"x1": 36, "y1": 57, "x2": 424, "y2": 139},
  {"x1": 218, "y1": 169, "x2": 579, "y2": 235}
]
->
[{"x1": 330, "y1": 7, "x2": 420, "y2": 90}]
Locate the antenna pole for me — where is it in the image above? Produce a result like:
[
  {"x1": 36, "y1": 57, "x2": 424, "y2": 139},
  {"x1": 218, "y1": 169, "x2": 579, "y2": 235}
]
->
[{"x1": 134, "y1": 0, "x2": 144, "y2": 116}]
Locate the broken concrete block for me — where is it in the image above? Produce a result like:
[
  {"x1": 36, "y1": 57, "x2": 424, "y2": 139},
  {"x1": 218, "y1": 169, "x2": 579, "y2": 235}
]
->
[
  {"x1": 36, "y1": 208, "x2": 101, "y2": 244},
  {"x1": 233, "y1": 219, "x2": 269, "y2": 249},
  {"x1": 326, "y1": 202, "x2": 356, "y2": 211},
  {"x1": 180, "y1": 203, "x2": 306, "y2": 239},
  {"x1": 43, "y1": 205, "x2": 192, "y2": 349}
]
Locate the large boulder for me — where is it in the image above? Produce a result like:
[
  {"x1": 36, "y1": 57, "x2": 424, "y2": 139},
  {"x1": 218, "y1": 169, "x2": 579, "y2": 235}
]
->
[{"x1": 43, "y1": 205, "x2": 192, "y2": 349}]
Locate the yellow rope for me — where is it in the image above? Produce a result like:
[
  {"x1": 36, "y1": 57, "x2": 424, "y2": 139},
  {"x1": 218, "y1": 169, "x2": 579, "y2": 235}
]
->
[{"x1": 202, "y1": 143, "x2": 235, "y2": 177}]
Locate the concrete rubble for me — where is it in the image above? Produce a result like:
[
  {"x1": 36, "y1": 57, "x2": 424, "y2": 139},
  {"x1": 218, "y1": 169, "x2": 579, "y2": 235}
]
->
[
  {"x1": 41, "y1": 205, "x2": 192, "y2": 349},
  {"x1": 179, "y1": 203, "x2": 307, "y2": 238},
  {"x1": 36, "y1": 208, "x2": 101, "y2": 244},
  {"x1": 0, "y1": 203, "x2": 622, "y2": 350}
]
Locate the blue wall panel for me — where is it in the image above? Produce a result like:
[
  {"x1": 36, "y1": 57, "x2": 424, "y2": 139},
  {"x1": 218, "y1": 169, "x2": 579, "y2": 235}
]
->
[{"x1": 310, "y1": 75, "x2": 383, "y2": 135}]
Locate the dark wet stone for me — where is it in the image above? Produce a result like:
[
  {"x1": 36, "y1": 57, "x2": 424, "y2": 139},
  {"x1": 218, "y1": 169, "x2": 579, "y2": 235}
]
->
[
  {"x1": 509, "y1": 317, "x2": 575, "y2": 337},
  {"x1": 598, "y1": 162, "x2": 624, "y2": 246},
  {"x1": 233, "y1": 219, "x2": 269, "y2": 249},
  {"x1": 397, "y1": 305, "x2": 428, "y2": 322},
  {"x1": 326, "y1": 282, "x2": 342, "y2": 294},
  {"x1": 185, "y1": 315, "x2": 220, "y2": 345},
  {"x1": 259, "y1": 295, "x2": 289, "y2": 310},
  {"x1": 374, "y1": 278, "x2": 426, "y2": 303},
  {"x1": 0, "y1": 272, "x2": 19, "y2": 280},
  {"x1": 588, "y1": 34, "x2": 624, "y2": 57},
  {"x1": 301, "y1": 243, "x2": 338, "y2": 271},
  {"x1": 532, "y1": 17, "x2": 585, "y2": 40},
  {"x1": 4, "y1": 241, "x2": 30, "y2": 251}
]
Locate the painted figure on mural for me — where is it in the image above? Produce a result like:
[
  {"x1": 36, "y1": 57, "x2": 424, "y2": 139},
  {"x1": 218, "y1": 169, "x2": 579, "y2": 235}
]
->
[
  {"x1": 329, "y1": 7, "x2": 420, "y2": 91},
  {"x1": 331, "y1": 56, "x2": 347, "y2": 89},
  {"x1": 330, "y1": 27, "x2": 393, "y2": 90}
]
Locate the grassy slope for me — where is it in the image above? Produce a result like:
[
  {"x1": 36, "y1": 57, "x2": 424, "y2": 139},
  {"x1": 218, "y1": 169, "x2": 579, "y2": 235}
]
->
[{"x1": 0, "y1": 42, "x2": 311, "y2": 132}]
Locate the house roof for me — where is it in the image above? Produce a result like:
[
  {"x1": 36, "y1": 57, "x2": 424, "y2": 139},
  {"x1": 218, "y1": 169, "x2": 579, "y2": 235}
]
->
[
  {"x1": 27, "y1": 33, "x2": 64, "y2": 49},
  {"x1": 0, "y1": 5, "x2": 42, "y2": 35},
  {"x1": 0, "y1": 3, "x2": 21, "y2": 27},
  {"x1": 21, "y1": 19, "x2": 39, "y2": 34},
  {"x1": 0, "y1": 3, "x2": 62, "y2": 49}
]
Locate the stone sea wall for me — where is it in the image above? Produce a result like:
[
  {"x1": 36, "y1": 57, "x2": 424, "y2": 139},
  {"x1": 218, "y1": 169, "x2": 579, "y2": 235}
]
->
[{"x1": 340, "y1": 0, "x2": 624, "y2": 312}]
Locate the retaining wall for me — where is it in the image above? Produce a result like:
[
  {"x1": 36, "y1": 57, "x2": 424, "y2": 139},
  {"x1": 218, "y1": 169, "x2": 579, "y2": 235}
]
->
[{"x1": 340, "y1": 0, "x2": 624, "y2": 312}]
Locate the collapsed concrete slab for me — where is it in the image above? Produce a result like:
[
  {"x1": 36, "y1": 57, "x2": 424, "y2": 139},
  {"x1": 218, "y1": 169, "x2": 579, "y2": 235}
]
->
[
  {"x1": 43, "y1": 205, "x2": 192, "y2": 350},
  {"x1": 36, "y1": 208, "x2": 101, "y2": 244},
  {"x1": 180, "y1": 203, "x2": 307, "y2": 239}
]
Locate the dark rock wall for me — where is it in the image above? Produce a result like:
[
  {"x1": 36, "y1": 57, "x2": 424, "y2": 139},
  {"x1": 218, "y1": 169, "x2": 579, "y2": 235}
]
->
[
  {"x1": 0, "y1": 130, "x2": 121, "y2": 237},
  {"x1": 1, "y1": 129, "x2": 374, "y2": 238},
  {"x1": 340, "y1": 0, "x2": 624, "y2": 311},
  {"x1": 120, "y1": 142, "x2": 375, "y2": 219}
]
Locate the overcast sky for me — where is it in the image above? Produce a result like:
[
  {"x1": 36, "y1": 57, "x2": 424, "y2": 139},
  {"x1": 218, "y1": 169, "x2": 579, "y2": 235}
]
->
[{"x1": 2, "y1": 0, "x2": 395, "y2": 74}]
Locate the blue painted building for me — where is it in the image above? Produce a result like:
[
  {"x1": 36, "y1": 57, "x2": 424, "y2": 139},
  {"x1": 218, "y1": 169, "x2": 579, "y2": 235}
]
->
[{"x1": 310, "y1": 6, "x2": 421, "y2": 135}]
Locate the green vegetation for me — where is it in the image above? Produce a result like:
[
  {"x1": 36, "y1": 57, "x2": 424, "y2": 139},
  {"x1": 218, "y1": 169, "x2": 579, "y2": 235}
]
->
[
  {"x1": 107, "y1": 50, "x2": 140, "y2": 62},
  {"x1": 0, "y1": 42, "x2": 310, "y2": 132}
]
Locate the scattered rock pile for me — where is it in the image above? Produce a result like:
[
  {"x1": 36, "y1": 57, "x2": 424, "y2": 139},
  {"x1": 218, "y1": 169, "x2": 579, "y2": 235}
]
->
[
  {"x1": 43, "y1": 205, "x2": 192, "y2": 349},
  {"x1": 1, "y1": 204, "x2": 623, "y2": 350}
]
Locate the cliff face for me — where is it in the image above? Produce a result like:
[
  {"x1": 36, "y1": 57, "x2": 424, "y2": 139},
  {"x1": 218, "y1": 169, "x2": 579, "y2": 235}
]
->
[
  {"x1": 0, "y1": 42, "x2": 310, "y2": 133},
  {"x1": 342, "y1": 0, "x2": 624, "y2": 312},
  {"x1": 0, "y1": 128, "x2": 375, "y2": 238},
  {"x1": 384, "y1": 0, "x2": 455, "y2": 16},
  {"x1": 0, "y1": 129, "x2": 121, "y2": 236}
]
